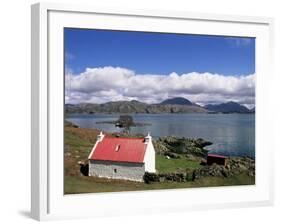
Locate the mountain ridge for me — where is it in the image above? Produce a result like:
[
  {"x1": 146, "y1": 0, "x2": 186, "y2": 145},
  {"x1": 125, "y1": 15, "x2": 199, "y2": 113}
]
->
[
  {"x1": 66, "y1": 98, "x2": 253, "y2": 114},
  {"x1": 161, "y1": 97, "x2": 193, "y2": 105},
  {"x1": 204, "y1": 101, "x2": 252, "y2": 113},
  {"x1": 65, "y1": 99, "x2": 206, "y2": 114}
]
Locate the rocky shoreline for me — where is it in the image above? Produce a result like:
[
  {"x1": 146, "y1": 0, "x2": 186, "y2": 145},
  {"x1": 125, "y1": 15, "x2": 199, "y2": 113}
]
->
[{"x1": 154, "y1": 136, "x2": 212, "y2": 157}]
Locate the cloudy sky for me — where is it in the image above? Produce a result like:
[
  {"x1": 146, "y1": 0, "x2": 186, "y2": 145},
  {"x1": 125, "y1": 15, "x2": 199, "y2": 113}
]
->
[{"x1": 65, "y1": 28, "x2": 255, "y2": 108}]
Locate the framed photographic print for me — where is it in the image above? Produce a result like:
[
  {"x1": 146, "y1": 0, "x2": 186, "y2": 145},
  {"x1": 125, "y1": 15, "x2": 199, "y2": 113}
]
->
[{"x1": 31, "y1": 2, "x2": 274, "y2": 221}]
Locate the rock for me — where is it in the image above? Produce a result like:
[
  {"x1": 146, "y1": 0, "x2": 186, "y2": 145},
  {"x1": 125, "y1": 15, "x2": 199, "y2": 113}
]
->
[
  {"x1": 154, "y1": 136, "x2": 210, "y2": 157},
  {"x1": 221, "y1": 167, "x2": 230, "y2": 177},
  {"x1": 248, "y1": 170, "x2": 255, "y2": 177},
  {"x1": 185, "y1": 172, "x2": 193, "y2": 181},
  {"x1": 186, "y1": 154, "x2": 196, "y2": 160},
  {"x1": 225, "y1": 164, "x2": 231, "y2": 170},
  {"x1": 143, "y1": 172, "x2": 160, "y2": 183},
  {"x1": 65, "y1": 120, "x2": 79, "y2": 128},
  {"x1": 192, "y1": 138, "x2": 213, "y2": 148},
  {"x1": 144, "y1": 172, "x2": 186, "y2": 183},
  {"x1": 200, "y1": 159, "x2": 207, "y2": 165},
  {"x1": 65, "y1": 152, "x2": 71, "y2": 157},
  {"x1": 164, "y1": 151, "x2": 180, "y2": 159},
  {"x1": 237, "y1": 163, "x2": 247, "y2": 171}
]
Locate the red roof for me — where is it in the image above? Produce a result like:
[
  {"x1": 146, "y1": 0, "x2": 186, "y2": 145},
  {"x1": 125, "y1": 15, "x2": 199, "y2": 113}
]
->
[
  {"x1": 207, "y1": 153, "x2": 227, "y2": 159},
  {"x1": 89, "y1": 136, "x2": 147, "y2": 163}
]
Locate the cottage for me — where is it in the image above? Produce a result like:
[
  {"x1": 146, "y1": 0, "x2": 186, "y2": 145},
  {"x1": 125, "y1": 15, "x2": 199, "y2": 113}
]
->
[
  {"x1": 207, "y1": 154, "x2": 228, "y2": 166},
  {"x1": 88, "y1": 132, "x2": 156, "y2": 182}
]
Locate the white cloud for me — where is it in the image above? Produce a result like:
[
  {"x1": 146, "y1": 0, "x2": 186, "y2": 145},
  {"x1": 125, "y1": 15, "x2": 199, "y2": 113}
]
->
[{"x1": 65, "y1": 66, "x2": 255, "y2": 107}]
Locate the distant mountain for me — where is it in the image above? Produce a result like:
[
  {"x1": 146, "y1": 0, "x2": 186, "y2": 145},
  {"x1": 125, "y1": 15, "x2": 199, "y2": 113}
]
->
[
  {"x1": 161, "y1": 97, "x2": 193, "y2": 106},
  {"x1": 204, "y1": 101, "x2": 251, "y2": 113},
  {"x1": 65, "y1": 99, "x2": 207, "y2": 114},
  {"x1": 66, "y1": 100, "x2": 255, "y2": 114}
]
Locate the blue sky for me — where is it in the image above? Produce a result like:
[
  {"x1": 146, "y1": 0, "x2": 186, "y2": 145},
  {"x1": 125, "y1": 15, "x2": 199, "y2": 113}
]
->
[
  {"x1": 65, "y1": 28, "x2": 255, "y2": 107},
  {"x1": 65, "y1": 28, "x2": 255, "y2": 76}
]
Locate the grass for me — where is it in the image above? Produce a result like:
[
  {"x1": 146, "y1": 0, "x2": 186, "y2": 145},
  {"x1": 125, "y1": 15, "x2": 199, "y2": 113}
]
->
[
  {"x1": 65, "y1": 173, "x2": 255, "y2": 194},
  {"x1": 64, "y1": 125, "x2": 255, "y2": 194},
  {"x1": 156, "y1": 154, "x2": 202, "y2": 173}
]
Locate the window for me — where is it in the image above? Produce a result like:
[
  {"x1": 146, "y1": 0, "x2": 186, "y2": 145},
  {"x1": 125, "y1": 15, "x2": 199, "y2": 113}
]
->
[{"x1": 113, "y1": 168, "x2": 117, "y2": 173}]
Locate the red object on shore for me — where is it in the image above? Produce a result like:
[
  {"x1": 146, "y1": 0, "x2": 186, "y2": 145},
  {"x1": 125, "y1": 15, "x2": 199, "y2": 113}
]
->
[
  {"x1": 207, "y1": 154, "x2": 228, "y2": 166},
  {"x1": 89, "y1": 136, "x2": 147, "y2": 163}
]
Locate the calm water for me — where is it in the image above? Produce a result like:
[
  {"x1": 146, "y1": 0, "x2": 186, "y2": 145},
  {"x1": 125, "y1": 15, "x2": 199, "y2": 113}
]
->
[{"x1": 66, "y1": 113, "x2": 255, "y2": 158}]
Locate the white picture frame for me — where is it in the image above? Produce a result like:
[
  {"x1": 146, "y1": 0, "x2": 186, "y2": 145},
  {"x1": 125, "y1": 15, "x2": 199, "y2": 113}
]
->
[{"x1": 31, "y1": 2, "x2": 274, "y2": 221}]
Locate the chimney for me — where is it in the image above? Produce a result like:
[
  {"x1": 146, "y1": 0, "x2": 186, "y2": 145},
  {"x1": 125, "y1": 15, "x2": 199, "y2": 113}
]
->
[
  {"x1": 97, "y1": 131, "x2": 105, "y2": 142},
  {"x1": 144, "y1": 132, "x2": 152, "y2": 144}
]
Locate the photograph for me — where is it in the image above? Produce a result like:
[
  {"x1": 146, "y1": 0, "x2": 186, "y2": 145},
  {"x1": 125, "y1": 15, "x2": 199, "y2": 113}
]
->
[{"x1": 64, "y1": 28, "x2": 255, "y2": 194}]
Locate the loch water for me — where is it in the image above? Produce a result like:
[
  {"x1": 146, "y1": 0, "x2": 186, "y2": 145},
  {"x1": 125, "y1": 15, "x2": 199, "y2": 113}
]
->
[{"x1": 66, "y1": 113, "x2": 255, "y2": 158}]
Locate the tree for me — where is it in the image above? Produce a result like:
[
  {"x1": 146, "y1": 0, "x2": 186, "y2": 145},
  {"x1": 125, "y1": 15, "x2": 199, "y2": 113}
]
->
[{"x1": 116, "y1": 115, "x2": 135, "y2": 133}]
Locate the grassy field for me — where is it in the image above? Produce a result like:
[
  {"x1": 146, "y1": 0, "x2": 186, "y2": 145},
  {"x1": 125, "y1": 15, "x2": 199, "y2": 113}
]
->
[
  {"x1": 64, "y1": 125, "x2": 255, "y2": 194},
  {"x1": 156, "y1": 154, "x2": 202, "y2": 173},
  {"x1": 65, "y1": 173, "x2": 254, "y2": 194}
]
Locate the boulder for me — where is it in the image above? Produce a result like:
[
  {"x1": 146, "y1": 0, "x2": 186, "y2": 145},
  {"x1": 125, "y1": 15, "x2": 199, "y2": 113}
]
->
[
  {"x1": 164, "y1": 151, "x2": 180, "y2": 159},
  {"x1": 200, "y1": 159, "x2": 207, "y2": 165}
]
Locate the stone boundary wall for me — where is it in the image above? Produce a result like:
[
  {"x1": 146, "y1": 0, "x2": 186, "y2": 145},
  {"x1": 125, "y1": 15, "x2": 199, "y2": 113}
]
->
[{"x1": 143, "y1": 157, "x2": 255, "y2": 183}]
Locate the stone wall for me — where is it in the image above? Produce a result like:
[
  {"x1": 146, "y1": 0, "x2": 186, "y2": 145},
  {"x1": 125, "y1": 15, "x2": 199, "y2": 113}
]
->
[
  {"x1": 144, "y1": 157, "x2": 255, "y2": 183},
  {"x1": 143, "y1": 172, "x2": 192, "y2": 183}
]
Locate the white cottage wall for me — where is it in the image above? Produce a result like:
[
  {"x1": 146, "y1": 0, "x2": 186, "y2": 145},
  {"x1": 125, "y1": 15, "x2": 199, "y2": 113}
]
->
[
  {"x1": 89, "y1": 160, "x2": 145, "y2": 182},
  {"x1": 144, "y1": 141, "x2": 156, "y2": 173}
]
